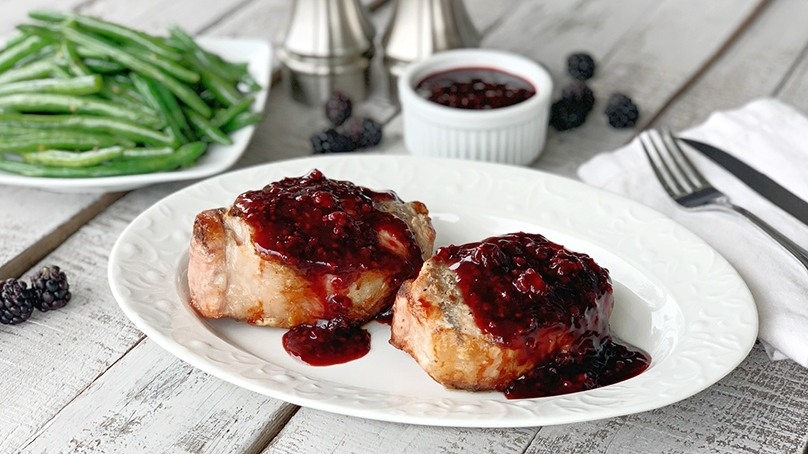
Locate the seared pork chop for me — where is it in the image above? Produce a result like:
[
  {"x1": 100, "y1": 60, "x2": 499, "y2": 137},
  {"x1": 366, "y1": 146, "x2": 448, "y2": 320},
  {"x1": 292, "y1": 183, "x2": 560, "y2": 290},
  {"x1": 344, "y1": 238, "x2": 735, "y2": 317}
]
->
[
  {"x1": 390, "y1": 232, "x2": 623, "y2": 393},
  {"x1": 188, "y1": 169, "x2": 435, "y2": 328}
]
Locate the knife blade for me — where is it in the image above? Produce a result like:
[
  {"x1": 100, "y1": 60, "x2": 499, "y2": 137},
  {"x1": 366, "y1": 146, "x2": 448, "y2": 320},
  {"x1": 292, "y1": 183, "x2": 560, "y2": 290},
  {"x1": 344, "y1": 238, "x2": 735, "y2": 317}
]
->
[{"x1": 678, "y1": 137, "x2": 808, "y2": 227}]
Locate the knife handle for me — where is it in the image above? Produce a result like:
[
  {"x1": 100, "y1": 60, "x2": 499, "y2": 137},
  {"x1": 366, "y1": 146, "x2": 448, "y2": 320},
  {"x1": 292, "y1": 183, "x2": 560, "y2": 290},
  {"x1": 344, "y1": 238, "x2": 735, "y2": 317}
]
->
[{"x1": 728, "y1": 203, "x2": 808, "y2": 271}]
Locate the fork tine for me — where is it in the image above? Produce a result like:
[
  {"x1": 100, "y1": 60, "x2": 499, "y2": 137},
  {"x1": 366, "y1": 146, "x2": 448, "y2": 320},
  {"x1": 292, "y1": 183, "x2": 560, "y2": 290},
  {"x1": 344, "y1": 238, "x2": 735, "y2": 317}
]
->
[
  {"x1": 640, "y1": 129, "x2": 686, "y2": 197},
  {"x1": 661, "y1": 128, "x2": 709, "y2": 189}
]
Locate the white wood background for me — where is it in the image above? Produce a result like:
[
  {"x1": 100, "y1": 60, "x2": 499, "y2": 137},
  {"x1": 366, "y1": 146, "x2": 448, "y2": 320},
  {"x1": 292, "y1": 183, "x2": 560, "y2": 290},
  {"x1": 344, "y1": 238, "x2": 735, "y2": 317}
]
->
[{"x1": 1, "y1": 0, "x2": 807, "y2": 452}]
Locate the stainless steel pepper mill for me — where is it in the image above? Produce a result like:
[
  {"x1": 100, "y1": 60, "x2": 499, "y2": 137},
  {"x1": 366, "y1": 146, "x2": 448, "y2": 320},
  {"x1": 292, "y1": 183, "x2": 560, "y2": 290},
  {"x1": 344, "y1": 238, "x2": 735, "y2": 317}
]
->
[
  {"x1": 381, "y1": 0, "x2": 480, "y2": 89},
  {"x1": 278, "y1": 0, "x2": 376, "y2": 106}
]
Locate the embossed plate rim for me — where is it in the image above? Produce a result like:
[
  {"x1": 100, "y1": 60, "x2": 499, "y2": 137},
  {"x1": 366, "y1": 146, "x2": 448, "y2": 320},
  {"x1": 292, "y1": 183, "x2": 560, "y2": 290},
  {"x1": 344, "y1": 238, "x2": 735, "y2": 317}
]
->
[
  {"x1": 0, "y1": 37, "x2": 271, "y2": 193},
  {"x1": 108, "y1": 154, "x2": 758, "y2": 427}
]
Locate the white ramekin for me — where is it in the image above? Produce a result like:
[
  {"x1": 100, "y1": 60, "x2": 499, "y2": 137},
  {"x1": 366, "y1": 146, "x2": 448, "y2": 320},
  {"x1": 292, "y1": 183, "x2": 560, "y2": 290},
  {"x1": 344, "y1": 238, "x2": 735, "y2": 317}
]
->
[{"x1": 397, "y1": 48, "x2": 553, "y2": 165}]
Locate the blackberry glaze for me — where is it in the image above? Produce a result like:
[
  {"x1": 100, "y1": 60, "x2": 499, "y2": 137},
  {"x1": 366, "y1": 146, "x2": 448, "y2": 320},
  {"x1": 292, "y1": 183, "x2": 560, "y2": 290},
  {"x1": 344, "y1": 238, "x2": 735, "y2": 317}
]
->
[
  {"x1": 415, "y1": 67, "x2": 536, "y2": 110},
  {"x1": 434, "y1": 232, "x2": 650, "y2": 398}
]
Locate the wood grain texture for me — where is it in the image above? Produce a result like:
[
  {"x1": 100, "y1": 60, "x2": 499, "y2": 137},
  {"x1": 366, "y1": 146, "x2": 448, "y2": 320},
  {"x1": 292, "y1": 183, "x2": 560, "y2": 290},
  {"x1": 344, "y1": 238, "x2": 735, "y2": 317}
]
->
[
  {"x1": 0, "y1": 190, "x2": 154, "y2": 452},
  {"x1": 654, "y1": 0, "x2": 808, "y2": 130},
  {"x1": 264, "y1": 411, "x2": 538, "y2": 454},
  {"x1": 19, "y1": 341, "x2": 291, "y2": 453},
  {"x1": 2, "y1": 0, "x2": 808, "y2": 452}
]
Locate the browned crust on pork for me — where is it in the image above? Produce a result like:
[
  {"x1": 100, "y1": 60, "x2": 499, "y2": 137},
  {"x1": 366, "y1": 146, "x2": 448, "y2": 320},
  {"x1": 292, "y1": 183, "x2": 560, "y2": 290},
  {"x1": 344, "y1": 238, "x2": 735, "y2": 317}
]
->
[
  {"x1": 188, "y1": 208, "x2": 227, "y2": 317},
  {"x1": 390, "y1": 260, "x2": 527, "y2": 390}
]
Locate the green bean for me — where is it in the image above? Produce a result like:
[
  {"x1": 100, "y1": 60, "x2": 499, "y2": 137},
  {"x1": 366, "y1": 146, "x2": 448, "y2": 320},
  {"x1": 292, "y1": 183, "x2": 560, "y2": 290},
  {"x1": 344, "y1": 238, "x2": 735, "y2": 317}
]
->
[
  {"x1": 0, "y1": 113, "x2": 176, "y2": 147},
  {"x1": 97, "y1": 86, "x2": 155, "y2": 117},
  {"x1": 0, "y1": 13, "x2": 262, "y2": 178},
  {"x1": 29, "y1": 10, "x2": 183, "y2": 61},
  {"x1": 0, "y1": 59, "x2": 53, "y2": 85},
  {"x1": 122, "y1": 146, "x2": 174, "y2": 157},
  {"x1": 99, "y1": 76, "x2": 150, "y2": 107},
  {"x1": 220, "y1": 111, "x2": 262, "y2": 134},
  {"x1": 83, "y1": 58, "x2": 126, "y2": 74},
  {"x1": 97, "y1": 84, "x2": 152, "y2": 119},
  {"x1": 0, "y1": 131, "x2": 134, "y2": 153},
  {"x1": 198, "y1": 67, "x2": 242, "y2": 107},
  {"x1": 2, "y1": 33, "x2": 29, "y2": 51},
  {"x1": 0, "y1": 35, "x2": 48, "y2": 72},
  {"x1": 23, "y1": 146, "x2": 123, "y2": 167},
  {"x1": 0, "y1": 93, "x2": 164, "y2": 128},
  {"x1": 131, "y1": 74, "x2": 192, "y2": 144},
  {"x1": 0, "y1": 75, "x2": 102, "y2": 96},
  {"x1": 49, "y1": 61, "x2": 72, "y2": 79},
  {"x1": 14, "y1": 24, "x2": 60, "y2": 45},
  {"x1": 123, "y1": 44, "x2": 199, "y2": 83},
  {"x1": 168, "y1": 25, "x2": 256, "y2": 89},
  {"x1": 211, "y1": 95, "x2": 255, "y2": 128},
  {"x1": 185, "y1": 108, "x2": 231, "y2": 145},
  {"x1": 0, "y1": 141, "x2": 206, "y2": 177},
  {"x1": 61, "y1": 26, "x2": 212, "y2": 117},
  {"x1": 60, "y1": 39, "x2": 90, "y2": 76},
  {"x1": 167, "y1": 27, "x2": 234, "y2": 78}
]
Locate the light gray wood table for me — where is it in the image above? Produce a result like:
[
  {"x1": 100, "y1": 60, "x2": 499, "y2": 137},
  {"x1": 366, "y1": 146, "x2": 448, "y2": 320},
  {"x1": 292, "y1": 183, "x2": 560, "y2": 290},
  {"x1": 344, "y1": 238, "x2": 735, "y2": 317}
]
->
[{"x1": 1, "y1": 0, "x2": 806, "y2": 452}]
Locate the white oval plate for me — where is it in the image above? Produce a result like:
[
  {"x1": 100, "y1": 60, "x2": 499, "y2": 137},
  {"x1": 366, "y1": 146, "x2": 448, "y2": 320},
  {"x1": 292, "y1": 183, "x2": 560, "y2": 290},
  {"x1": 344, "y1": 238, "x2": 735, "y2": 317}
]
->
[
  {"x1": 0, "y1": 37, "x2": 272, "y2": 193},
  {"x1": 108, "y1": 155, "x2": 758, "y2": 427}
]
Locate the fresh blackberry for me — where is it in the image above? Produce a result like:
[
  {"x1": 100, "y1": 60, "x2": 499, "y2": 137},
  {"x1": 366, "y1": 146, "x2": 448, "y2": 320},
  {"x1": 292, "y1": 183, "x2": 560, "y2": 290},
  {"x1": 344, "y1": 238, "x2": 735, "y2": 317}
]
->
[
  {"x1": 604, "y1": 93, "x2": 639, "y2": 128},
  {"x1": 561, "y1": 80, "x2": 595, "y2": 111},
  {"x1": 549, "y1": 81, "x2": 595, "y2": 131},
  {"x1": 0, "y1": 278, "x2": 36, "y2": 325},
  {"x1": 310, "y1": 128, "x2": 356, "y2": 154},
  {"x1": 550, "y1": 98, "x2": 589, "y2": 131},
  {"x1": 341, "y1": 117, "x2": 383, "y2": 148},
  {"x1": 30, "y1": 265, "x2": 71, "y2": 312},
  {"x1": 567, "y1": 53, "x2": 596, "y2": 80},
  {"x1": 324, "y1": 91, "x2": 353, "y2": 126}
]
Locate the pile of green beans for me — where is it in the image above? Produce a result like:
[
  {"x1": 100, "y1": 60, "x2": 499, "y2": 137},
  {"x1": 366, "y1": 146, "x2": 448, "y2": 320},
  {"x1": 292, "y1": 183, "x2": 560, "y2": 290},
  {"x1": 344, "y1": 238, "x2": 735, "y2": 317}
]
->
[{"x1": 0, "y1": 10, "x2": 262, "y2": 178}]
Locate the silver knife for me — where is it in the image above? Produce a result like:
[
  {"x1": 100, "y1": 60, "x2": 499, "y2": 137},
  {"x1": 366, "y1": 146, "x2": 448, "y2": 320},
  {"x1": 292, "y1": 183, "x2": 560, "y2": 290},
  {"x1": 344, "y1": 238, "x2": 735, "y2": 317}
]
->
[{"x1": 678, "y1": 137, "x2": 808, "y2": 227}]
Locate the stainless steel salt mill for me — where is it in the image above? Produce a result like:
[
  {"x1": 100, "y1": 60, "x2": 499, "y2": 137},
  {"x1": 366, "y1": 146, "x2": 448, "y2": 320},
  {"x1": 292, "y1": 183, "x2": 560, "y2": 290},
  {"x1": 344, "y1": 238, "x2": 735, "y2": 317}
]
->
[
  {"x1": 278, "y1": 0, "x2": 376, "y2": 106},
  {"x1": 381, "y1": 0, "x2": 480, "y2": 90}
]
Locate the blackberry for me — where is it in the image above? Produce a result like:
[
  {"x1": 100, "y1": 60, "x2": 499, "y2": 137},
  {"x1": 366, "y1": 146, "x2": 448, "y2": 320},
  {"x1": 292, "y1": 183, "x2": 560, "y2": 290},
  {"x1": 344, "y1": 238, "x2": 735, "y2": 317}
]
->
[
  {"x1": 550, "y1": 99, "x2": 589, "y2": 131},
  {"x1": 30, "y1": 265, "x2": 71, "y2": 312},
  {"x1": 324, "y1": 91, "x2": 353, "y2": 126},
  {"x1": 567, "y1": 53, "x2": 596, "y2": 80},
  {"x1": 604, "y1": 93, "x2": 639, "y2": 128},
  {"x1": 310, "y1": 128, "x2": 356, "y2": 154},
  {"x1": 341, "y1": 117, "x2": 383, "y2": 148},
  {"x1": 561, "y1": 80, "x2": 595, "y2": 111},
  {"x1": 549, "y1": 81, "x2": 595, "y2": 131},
  {"x1": 0, "y1": 278, "x2": 36, "y2": 325}
]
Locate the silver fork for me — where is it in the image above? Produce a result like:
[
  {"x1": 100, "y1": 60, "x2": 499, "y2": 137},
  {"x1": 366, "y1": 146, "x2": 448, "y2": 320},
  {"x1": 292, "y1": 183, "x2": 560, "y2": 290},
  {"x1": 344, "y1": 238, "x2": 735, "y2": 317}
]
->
[{"x1": 639, "y1": 128, "x2": 808, "y2": 271}]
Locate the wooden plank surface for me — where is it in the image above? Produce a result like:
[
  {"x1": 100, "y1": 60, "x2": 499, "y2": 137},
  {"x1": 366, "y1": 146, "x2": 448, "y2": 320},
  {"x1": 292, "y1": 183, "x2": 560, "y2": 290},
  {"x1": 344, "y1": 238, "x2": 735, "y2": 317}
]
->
[{"x1": 2, "y1": 0, "x2": 808, "y2": 452}]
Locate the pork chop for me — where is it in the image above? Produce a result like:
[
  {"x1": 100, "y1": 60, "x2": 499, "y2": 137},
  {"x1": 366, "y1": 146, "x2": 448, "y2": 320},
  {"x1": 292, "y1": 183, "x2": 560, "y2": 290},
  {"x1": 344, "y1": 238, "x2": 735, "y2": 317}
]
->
[
  {"x1": 188, "y1": 169, "x2": 435, "y2": 328},
  {"x1": 390, "y1": 232, "x2": 616, "y2": 392}
]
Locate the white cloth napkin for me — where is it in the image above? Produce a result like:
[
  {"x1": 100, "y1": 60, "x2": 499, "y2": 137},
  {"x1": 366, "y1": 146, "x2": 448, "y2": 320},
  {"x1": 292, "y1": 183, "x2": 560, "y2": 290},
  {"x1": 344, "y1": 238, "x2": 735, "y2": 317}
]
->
[{"x1": 578, "y1": 98, "x2": 808, "y2": 367}]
